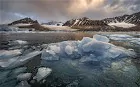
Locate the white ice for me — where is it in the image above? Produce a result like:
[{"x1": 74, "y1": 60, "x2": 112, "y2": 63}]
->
[
  {"x1": 41, "y1": 35, "x2": 136, "y2": 69},
  {"x1": 93, "y1": 34, "x2": 109, "y2": 42},
  {"x1": 0, "y1": 49, "x2": 22, "y2": 59},
  {"x1": 107, "y1": 34, "x2": 140, "y2": 45},
  {"x1": 0, "y1": 51, "x2": 41, "y2": 69},
  {"x1": 35, "y1": 67, "x2": 52, "y2": 82},
  {"x1": 13, "y1": 23, "x2": 32, "y2": 27},
  {"x1": 17, "y1": 73, "x2": 32, "y2": 81},
  {"x1": 65, "y1": 45, "x2": 74, "y2": 55},
  {"x1": 108, "y1": 34, "x2": 133, "y2": 41},
  {"x1": 9, "y1": 40, "x2": 28, "y2": 46}
]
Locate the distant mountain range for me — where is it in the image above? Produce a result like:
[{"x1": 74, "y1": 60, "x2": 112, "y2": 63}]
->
[
  {"x1": 6, "y1": 12, "x2": 140, "y2": 31},
  {"x1": 63, "y1": 12, "x2": 140, "y2": 31},
  {"x1": 8, "y1": 18, "x2": 50, "y2": 31}
]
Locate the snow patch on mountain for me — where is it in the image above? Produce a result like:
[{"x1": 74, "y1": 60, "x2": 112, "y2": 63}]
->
[
  {"x1": 13, "y1": 24, "x2": 32, "y2": 27},
  {"x1": 108, "y1": 22, "x2": 136, "y2": 28}
]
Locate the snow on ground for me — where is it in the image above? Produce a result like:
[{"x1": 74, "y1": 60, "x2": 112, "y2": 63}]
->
[
  {"x1": 73, "y1": 19, "x2": 79, "y2": 26},
  {"x1": 41, "y1": 35, "x2": 136, "y2": 70},
  {"x1": 41, "y1": 25, "x2": 78, "y2": 31},
  {"x1": 108, "y1": 22, "x2": 136, "y2": 28},
  {"x1": 13, "y1": 24, "x2": 32, "y2": 27},
  {"x1": 35, "y1": 67, "x2": 52, "y2": 82}
]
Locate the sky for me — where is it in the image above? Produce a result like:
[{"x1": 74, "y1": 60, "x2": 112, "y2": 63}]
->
[{"x1": 0, "y1": 0, "x2": 140, "y2": 24}]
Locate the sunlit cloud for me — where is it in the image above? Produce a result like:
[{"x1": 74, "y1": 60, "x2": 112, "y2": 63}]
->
[{"x1": 67, "y1": 0, "x2": 105, "y2": 15}]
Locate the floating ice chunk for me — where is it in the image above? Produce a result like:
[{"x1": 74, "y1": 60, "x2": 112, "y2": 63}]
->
[
  {"x1": 9, "y1": 40, "x2": 28, "y2": 46},
  {"x1": 130, "y1": 38, "x2": 140, "y2": 45},
  {"x1": 108, "y1": 34, "x2": 133, "y2": 41},
  {"x1": 79, "y1": 37, "x2": 93, "y2": 46},
  {"x1": 36, "y1": 67, "x2": 52, "y2": 82},
  {"x1": 49, "y1": 45, "x2": 60, "y2": 54},
  {"x1": 16, "y1": 81, "x2": 30, "y2": 87},
  {"x1": 0, "y1": 51, "x2": 41, "y2": 69},
  {"x1": 41, "y1": 35, "x2": 136, "y2": 70},
  {"x1": 0, "y1": 50, "x2": 22, "y2": 59},
  {"x1": 17, "y1": 73, "x2": 32, "y2": 81},
  {"x1": 65, "y1": 45, "x2": 74, "y2": 55},
  {"x1": 82, "y1": 40, "x2": 112, "y2": 53},
  {"x1": 93, "y1": 35, "x2": 109, "y2": 42},
  {"x1": 42, "y1": 45, "x2": 60, "y2": 61}
]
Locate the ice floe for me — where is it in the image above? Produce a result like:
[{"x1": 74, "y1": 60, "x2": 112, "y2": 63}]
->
[
  {"x1": 106, "y1": 34, "x2": 140, "y2": 45},
  {"x1": 17, "y1": 73, "x2": 32, "y2": 81},
  {"x1": 108, "y1": 34, "x2": 133, "y2": 41},
  {"x1": 35, "y1": 67, "x2": 52, "y2": 82},
  {"x1": 93, "y1": 34, "x2": 109, "y2": 42},
  {"x1": 41, "y1": 35, "x2": 136, "y2": 70},
  {"x1": 9, "y1": 40, "x2": 28, "y2": 46},
  {"x1": 0, "y1": 51, "x2": 41, "y2": 69},
  {"x1": 0, "y1": 49, "x2": 22, "y2": 59}
]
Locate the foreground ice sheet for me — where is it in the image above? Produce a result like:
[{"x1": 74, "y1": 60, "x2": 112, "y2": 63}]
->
[
  {"x1": 42, "y1": 35, "x2": 136, "y2": 70},
  {"x1": 35, "y1": 67, "x2": 52, "y2": 82},
  {"x1": 0, "y1": 51, "x2": 41, "y2": 69},
  {"x1": 0, "y1": 49, "x2": 22, "y2": 59}
]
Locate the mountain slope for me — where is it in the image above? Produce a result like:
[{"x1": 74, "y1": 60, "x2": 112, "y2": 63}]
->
[
  {"x1": 8, "y1": 18, "x2": 50, "y2": 31},
  {"x1": 63, "y1": 12, "x2": 140, "y2": 31},
  {"x1": 103, "y1": 12, "x2": 140, "y2": 25}
]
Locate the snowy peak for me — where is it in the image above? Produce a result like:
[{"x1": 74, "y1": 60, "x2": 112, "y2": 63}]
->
[
  {"x1": 103, "y1": 12, "x2": 140, "y2": 26},
  {"x1": 63, "y1": 12, "x2": 140, "y2": 31},
  {"x1": 63, "y1": 17, "x2": 107, "y2": 27},
  {"x1": 8, "y1": 17, "x2": 39, "y2": 26},
  {"x1": 8, "y1": 18, "x2": 50, "y2": 31}
]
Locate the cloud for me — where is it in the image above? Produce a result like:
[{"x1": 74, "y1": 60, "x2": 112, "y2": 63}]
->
[
  {"x1": 0, "y1": 0, "x2": 140, "y2": 23},
  {"x1": 67, "y1": 0, "x2": 105, "y2": 15}
]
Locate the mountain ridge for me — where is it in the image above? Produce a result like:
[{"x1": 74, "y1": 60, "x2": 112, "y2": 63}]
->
[
  {"x1": 63, "y1": 12, "x2": 140, "y2": 31},
  {"x1": 8, "y1": 17, "x2": 50, "y2": 31}
]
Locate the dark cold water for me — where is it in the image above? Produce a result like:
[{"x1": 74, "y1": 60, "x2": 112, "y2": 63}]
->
[{"x1": 0, "y1": 31, "x2": 140, "y2": 87}]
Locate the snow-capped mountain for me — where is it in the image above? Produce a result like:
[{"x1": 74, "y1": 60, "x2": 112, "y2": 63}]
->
[
  {"x1": 63, "y1": 12, "x2": 140, "y2": 31},
  {"x1": 63, "y1": 17, "x2": 107, "y2": 26},
  {"x1": 8, "y1": 17, "x2": 38, "y2": 26},
  {"x1": 103, "y1": 12, "x2": 140, "y2": 26},
  {"x1": 8, "y1": 18, "x2": 50, "y2": 31}
]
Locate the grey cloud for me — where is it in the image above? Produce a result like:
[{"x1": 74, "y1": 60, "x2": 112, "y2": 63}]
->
[{"x1": 0, "y1": 0, "x2": 140, "y2": 24}]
